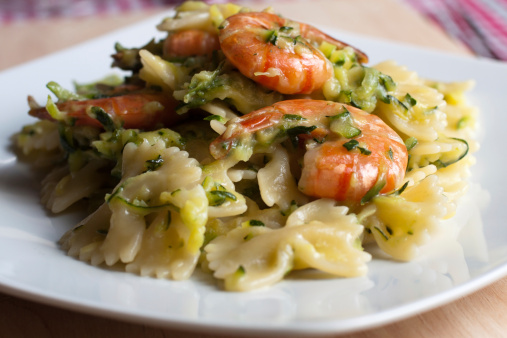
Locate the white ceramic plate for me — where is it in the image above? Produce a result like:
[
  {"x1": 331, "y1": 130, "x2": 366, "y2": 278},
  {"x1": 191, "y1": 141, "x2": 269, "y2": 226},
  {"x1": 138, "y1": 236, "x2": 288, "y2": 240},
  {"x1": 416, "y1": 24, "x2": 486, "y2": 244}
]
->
[{"x1": 1, "y1": 13, "x2": 507, "y2": 336}]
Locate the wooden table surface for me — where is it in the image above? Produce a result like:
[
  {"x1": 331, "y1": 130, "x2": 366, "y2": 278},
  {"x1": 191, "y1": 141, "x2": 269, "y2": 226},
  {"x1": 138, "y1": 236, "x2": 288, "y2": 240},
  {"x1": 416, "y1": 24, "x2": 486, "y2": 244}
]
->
[{"x1": 1, "y1": 0, "x2": 506, "y2": 337}]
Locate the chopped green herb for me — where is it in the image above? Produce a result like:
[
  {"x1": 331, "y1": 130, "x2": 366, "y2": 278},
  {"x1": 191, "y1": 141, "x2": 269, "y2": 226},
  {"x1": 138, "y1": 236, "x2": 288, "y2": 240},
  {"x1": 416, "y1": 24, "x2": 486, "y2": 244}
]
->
[
  {"x1": 374, "y1": 226, "x2": 389, "y2": 241},
  {"x1": 286, "y1": 125, "x2": 317, "y2": 147},
  {"x1": 329, "y1": 109, "x2": 362, "y2": 138},
  {"x1": 207, "y1": 190, "x2": 237, "y2": 206},
  {"x1": 424, "y1": 106, "x2": 438, "y2": 115},
  {"x1": 388, "y1": 181, "x2": 409, "y2": 196},
  {"x1": 430, "y1": 137, "x2": 469, "y2": 169},
  {"x1": 403, "y1": 93, "x2": 417, "y2": 109},
  {"x1": 361, "y1": 176, "x2": 386, "y2": 205},
  {"x1": 358, "y1": 147, "x2": 372, "y2": 155},
  {"x1": 145, "y1": 154, "x2": 164, "y2": 172},
  {"x1": 203, "y1": 115, "x2": 226, "y2": 123},
  {"x1": 58, "y1": 124, "x2": 76, "y2": 154},
  {"x1": 293, "y1": 35, "x2": 304, "y2": 45},
  {"x1": 265, "y1": 30, "x2": 278, "y2": 45},
  {"x1": 387, "y1": 147, "x2": 394, "y2": 160},
  {"x1": 88, "y1": 106, "x2": 116, "y2": 132},
  {"x1": 248, "y1": 220, "x2": 265, "y2": 227},
  {"x1": 342, "y1": 139, "x2": 371, "y2": 155},
  {"x1": 106, "y1": 185, "x2": 124, "y2": 203},
  {"x1": 343, "y1": 139, "x2": 359, "y2": 151},
  {"x1": 281, "y1": 200, "x2": 298, "y2": 216},
  {"x1": 313, "y1": 136, "x2": 326, "y2": 144},
  {"x1": 404, "y1": 137, "x2": 418, "y2": 151},
  {"x1": 391, "y1": 93, "x2": 417, "y2": 111},
  {"x1": 279, "y1": 26, "x2": 294, "y2": 33},
  {"x1": 385, "y1": 225, "x2": 393, "y2": 235},
  {"x1": 112, "y1": 195, "x2": 177, "y2": 214},
  {"x1": 377, "y1": 74, "x2": 396, "y2": 103},
  {"x1": 456, "y1": 117, "x2": 468, "y2": 129},
  {"x1": 47, "y1": 81, "x2": 84, "y2": 101}
]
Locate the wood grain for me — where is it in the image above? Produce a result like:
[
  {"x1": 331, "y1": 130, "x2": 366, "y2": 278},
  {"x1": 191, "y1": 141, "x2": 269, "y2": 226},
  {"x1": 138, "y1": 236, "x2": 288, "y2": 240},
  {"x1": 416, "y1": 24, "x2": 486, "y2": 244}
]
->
[
  {"x1": 1, "y1": 0, "x2": 504, "y2": 337},
  {"x1": 0, "y1": 0, "x2": 469, "y2": 71}
]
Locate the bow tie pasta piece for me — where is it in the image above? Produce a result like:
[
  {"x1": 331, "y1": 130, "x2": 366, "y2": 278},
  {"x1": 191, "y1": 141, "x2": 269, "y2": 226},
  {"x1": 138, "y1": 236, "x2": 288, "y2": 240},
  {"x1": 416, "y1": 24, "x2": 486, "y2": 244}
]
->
[
  {"x1": 59, "y1": 202, "x2": 112, "y2": 265},
  {"x1": 126, "y1": 184, "x2": 208, "y2": 280},
  {"x1": 200, "y1": 157, "x2": 249, "y2": 219},
  {"x1": 373, "y1": 61, "x2": 447, "y2": 143},
  {"x1": 61, "y1": 140, "x2": 208, "y2": 280},
  {"x1": 257, "y1": 146, "x2": 309, "y2": 210},
  {"x1": 41, "y1": 159, "x2": 110, "y2": 213},
  {"x1": 366, "y1": 174, "x2": 449, "y2": 261},
  {"x1": 205, "y1": 199, "x2": 370, "y2": 291},
  {"x1": 257, "y1": 145, "x2": 308, "y2": 210}
]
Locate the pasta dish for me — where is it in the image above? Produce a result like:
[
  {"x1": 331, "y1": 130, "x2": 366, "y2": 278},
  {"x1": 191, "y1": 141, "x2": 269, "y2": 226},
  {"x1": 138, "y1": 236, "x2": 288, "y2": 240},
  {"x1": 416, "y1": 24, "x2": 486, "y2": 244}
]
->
[{"x1": 15, "y1": 1, "x2": 477, "y2": 291}]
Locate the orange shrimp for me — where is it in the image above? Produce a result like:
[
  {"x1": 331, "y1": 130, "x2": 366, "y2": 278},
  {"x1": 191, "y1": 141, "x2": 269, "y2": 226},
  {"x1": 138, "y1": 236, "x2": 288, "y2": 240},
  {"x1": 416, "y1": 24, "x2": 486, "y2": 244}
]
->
[
  {"x1": 210, "y1": 99, "x2": 407, "y2": 202},
  {"x1": 163, "y1": 29, "x2": 221, "y2": 57},
  {"x1": 28, "y1": 92, "x2": 181, "y2": 130},
  {"x1": 218, "y1": 12, "x2": 368, "y2": 95}
]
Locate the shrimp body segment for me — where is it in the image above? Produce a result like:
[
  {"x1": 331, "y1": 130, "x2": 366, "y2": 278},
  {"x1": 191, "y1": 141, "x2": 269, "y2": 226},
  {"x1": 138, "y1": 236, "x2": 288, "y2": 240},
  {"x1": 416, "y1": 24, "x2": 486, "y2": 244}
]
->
[
  {"x1": 29, "y1": 93, "x2": 180, "y2": 130},
  {"x1": 218, "y1": 12, "x2": 332, "y2": 95},
  {"x1": 210, "y1": 99, "x2": 408, "y2": 202},
  {"x1": 163, "y1": 29, "x2": 221, "y2": 57},
  {"x1": 218, "y1": 12, "x2": 368, "y2": 95}
]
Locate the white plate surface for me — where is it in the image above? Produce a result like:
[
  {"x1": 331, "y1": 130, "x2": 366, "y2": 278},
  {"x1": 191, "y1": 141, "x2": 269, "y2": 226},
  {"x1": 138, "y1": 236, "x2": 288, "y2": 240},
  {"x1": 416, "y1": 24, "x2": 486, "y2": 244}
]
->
[{"x1": 1, "y1": 13, "x2": 507, "y2": 336}]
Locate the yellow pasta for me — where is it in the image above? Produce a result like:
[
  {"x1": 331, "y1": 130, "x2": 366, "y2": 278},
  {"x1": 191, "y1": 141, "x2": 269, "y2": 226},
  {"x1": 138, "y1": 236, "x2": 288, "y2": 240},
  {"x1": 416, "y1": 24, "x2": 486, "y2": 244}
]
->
[{"x1": 15, "y1": 1, "x2": 478, "y2": 291}]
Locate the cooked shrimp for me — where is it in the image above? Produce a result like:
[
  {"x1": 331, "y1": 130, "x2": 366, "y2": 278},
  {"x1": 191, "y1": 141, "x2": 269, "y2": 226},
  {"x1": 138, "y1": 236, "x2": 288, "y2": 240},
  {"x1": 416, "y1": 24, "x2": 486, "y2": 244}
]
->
[
  {"x1": 163, "y1": 29, "x2": 220, "y2": 57},
  {"x1": 210, "y1": 99, "x2": 407, "y2": 202},
  {"x1": 218, "y1": 12, "x2": 368, "y2": 95},
  {"x1": 28, "y1": 92, "x2": 181, "y2": 130}
]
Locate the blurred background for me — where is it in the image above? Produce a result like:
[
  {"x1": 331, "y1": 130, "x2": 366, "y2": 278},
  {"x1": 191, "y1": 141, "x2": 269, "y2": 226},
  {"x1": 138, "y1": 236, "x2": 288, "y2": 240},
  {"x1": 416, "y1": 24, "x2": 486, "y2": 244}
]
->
[{"x1": 1, "y1": 0, "x2": 506, "y2": 61}]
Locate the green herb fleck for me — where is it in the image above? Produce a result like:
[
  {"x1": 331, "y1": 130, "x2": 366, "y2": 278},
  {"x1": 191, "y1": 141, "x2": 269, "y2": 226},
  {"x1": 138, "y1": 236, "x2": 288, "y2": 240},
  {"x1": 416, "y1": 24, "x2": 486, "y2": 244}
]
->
[
  {"x1": 388, "y1": 181, "x2": 409, "y2": 196},
  {"x1": 266, "y1": 30, "x2": 278, "y2": 45},
  {"x1": 279, "y1": 26, "x2": 294, "y2": 33},
  {"x1": 207, "y1": 190, "x2": 237, "y2": 206},
  {"x1": 286, "y1": 125, "x2": 317, "y2": 147},
  {"x1": 248, "y1": 220, "x2": 265, "y2": 227},
  {"x1": 404, "y1": 137, "x2": 418, "y2": 151},
  {"x1": 361, "y1": 176, "x2": 386, "y2": 205},
  {"x1": 456, "y1": 117, "x2": 468, "y2": 129},
  {"x1": 387, "y1": 147, "x2": 394, "y2": 160},
  {"x1": 403, "y1": 93, "x2": 417, "y2": 109},
  {"x1": 386, "y1": 225, "x2": 393, "y2": 235},
  {"x1": 89, "y1": 106, "x2": 116, "y2": 132},
  {"x1": 343, "y1": 139, "x2": 359, "y2": 151},
  {"x1": 204, "y1": 115, "x2": 226, "y2": 123},
  {"x1": 424, "y1": 106, "x2": 438, "y2": 115},
  {"x1": 374, "y1": 226, "x2": 389, "y2": 241},
  {"x1": 329, "y1": 109, "x2": 362, "y2": 138},
  {"x1": 237, "y1": 265, "x2": 246, "y2": 275},
  {"x1": 343, "y1": 139, "x2": 371, "y2": 155},
  {"x1": 145, "y1": 154, "x2": 164, "y2": 172}
]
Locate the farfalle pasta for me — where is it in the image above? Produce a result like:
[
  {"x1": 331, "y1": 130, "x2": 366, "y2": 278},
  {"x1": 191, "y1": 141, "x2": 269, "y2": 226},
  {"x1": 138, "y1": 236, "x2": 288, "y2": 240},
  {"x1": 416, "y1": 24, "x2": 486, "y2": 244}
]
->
[{"x1": 16, "y1": 1, "x2": 477, "y2": 291}]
